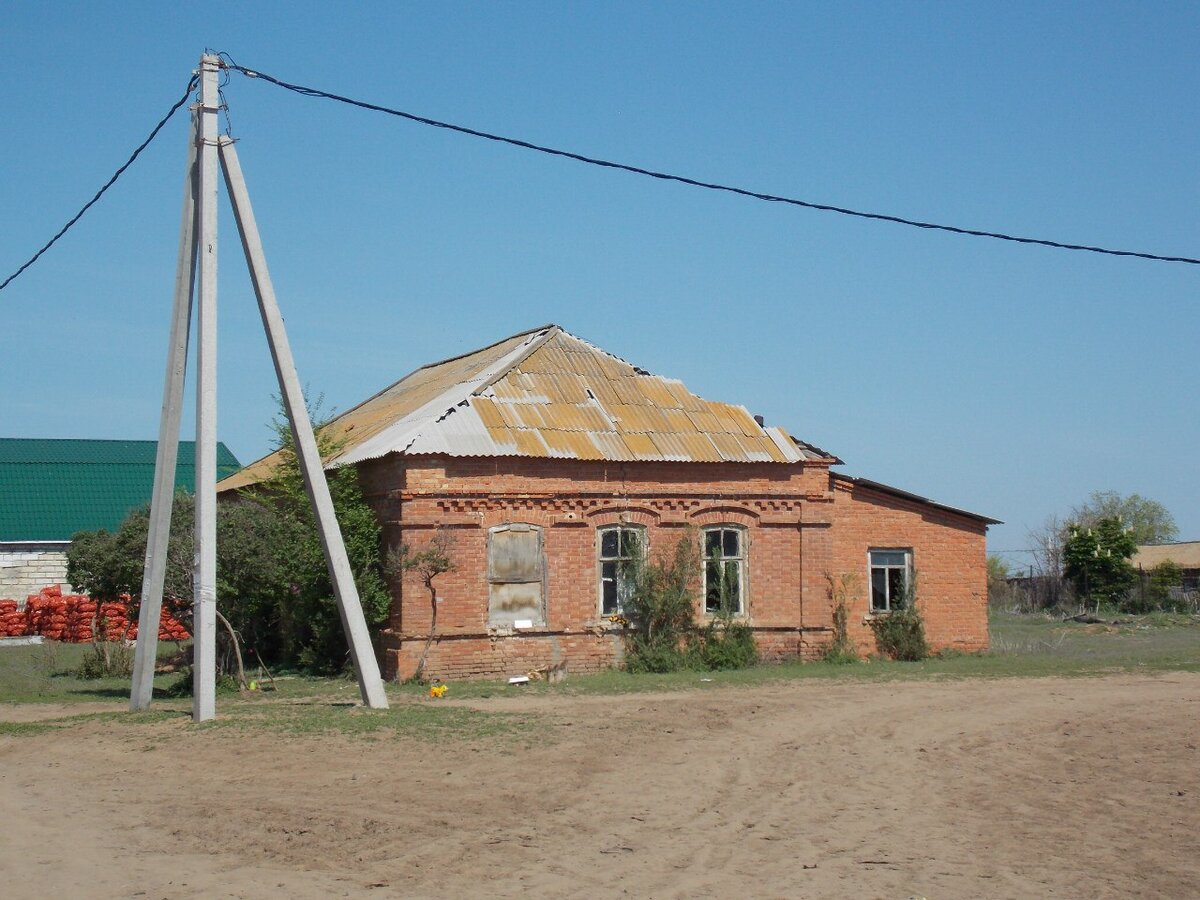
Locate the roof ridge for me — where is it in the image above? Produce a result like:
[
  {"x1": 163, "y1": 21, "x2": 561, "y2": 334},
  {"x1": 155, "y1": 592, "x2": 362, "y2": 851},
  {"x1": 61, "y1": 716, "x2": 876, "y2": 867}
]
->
[
  {"x1": 552, "y1": 329, "x2": 656, "y2": 377},
  {"x1": 315, "y1": 323, "x2": 559, "y2": 428},
  {"x1": 328, "y1": 325, "x2": 558, "y2": 468},
  {"x1": 470, "y1": 325, "x2": 561, "y2": 397}
]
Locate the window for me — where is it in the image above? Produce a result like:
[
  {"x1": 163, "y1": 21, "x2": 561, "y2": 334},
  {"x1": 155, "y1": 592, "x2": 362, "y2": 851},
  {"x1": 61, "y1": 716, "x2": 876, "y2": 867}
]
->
[
  {"x1": 869, "y1": 549, "x2": 911, "y2": 613},
  {"x1": 703, "y1": 526, "x2": 745, "y2": 614},
  {"x1": 598, "y1": 525, "x2": 643, "y2": 616},
  {"x1": 487, "y1": 524, "x2": 545, "y2": 626}
]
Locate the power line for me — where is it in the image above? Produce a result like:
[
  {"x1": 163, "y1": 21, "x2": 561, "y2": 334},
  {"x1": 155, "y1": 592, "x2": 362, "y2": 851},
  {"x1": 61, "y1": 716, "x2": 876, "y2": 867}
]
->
[
  {"x1": 0, "y1": 75, "x2": 199, "y2": 294},
  {"x1": 221, "y1": 57, "x2": 1200, "y2": 268}
]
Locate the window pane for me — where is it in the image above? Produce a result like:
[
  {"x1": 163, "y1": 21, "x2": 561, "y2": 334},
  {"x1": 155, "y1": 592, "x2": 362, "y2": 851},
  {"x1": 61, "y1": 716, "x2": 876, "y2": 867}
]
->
[
  {"x1": 871, "y1": 550, "x2": 906, "y2": 567},
  {"x1": 601, "y1": 529, "x2": 618, "y2": 558},
  {"x1": 620, "y1": 529, "x2": 641, "y2": 557},
  {"x1": 705, "y1": 530, "x2": 721, "y2": 557},
  {"x1": 723, "y1": 561, "x2": 741, "y2": 612},
  {"x1": 871, "y1": 569, "x2": 888, "y2": 612},
  {"x1": 723, "y1": 529, "x2": 740, "y2": 558},
  {"x1": 705, "y1": 560, "x2": 722, "y2": 611},
  {"x1": 617, "y1": 567, "x2": 636, "y2": 607},
  {"x1": 888, "y1": 569, "x2": 906, "y2": 609},
  {"x1": 602, "y1": 577, "x2": 617, "y2": 615}
]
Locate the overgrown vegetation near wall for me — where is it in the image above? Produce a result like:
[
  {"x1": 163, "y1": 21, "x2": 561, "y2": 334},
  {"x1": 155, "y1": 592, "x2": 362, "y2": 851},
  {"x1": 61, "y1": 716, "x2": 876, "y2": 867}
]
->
[{"x1": 621, "y1": 531, "x2": 758, "y2": 673}]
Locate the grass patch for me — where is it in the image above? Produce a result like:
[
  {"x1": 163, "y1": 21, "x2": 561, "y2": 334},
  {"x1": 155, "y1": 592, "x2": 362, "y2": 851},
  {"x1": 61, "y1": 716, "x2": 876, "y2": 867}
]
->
[
  {"x1": 190, "y1": 700, "x2": 534, "y2": 740},
  {"x1": 0, "y1": 708, "x2": 182, "y2": 736},
  {"x1": 410, "y1": 610, "x2": 1200, "y2": 697},
  {"x1": 3, "y1": 612, "x2": 1197, "y2": 734}
]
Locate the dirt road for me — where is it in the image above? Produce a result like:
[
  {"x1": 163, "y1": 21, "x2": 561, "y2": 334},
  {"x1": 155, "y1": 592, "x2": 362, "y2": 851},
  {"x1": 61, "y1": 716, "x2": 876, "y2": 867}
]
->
[{"x1": 2, "y1": 673, "x2": 1198, "y2": 898}]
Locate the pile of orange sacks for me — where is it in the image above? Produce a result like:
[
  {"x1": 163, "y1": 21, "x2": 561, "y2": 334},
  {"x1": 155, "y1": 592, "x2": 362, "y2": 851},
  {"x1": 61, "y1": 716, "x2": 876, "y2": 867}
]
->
[{"x1": 0, "y1": 585, "x2": 190, "y2": 642}]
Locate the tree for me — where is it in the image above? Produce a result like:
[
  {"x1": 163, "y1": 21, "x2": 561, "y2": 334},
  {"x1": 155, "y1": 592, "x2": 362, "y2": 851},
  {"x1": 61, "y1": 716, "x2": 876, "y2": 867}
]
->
[
  {"x1": 66, "y1": 397, "x2": 391, "y2": 674},
  {"x1": 1070, "y1": 491, "x2": 1177, "y2": 545},
  {"x1": 1062, "y1": 517, "x2": 1137, "y2": 607},
  {"x1": 1147, "y1": 560, "x2": 1185, "y2": 610},
  {"x1": 388, "y1": 529, "x2": 455, "y2": 682},
  {"x1": 1025, "y1": 513, "x2": 1068, "y2": 608},
  {"x1": 238, "y1": 398, "x2": 390, "y2": 673}
]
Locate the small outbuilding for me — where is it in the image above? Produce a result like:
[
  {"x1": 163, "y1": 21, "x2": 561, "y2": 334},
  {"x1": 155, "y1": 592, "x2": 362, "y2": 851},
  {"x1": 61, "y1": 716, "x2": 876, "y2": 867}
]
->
[
  {"x1": 1133, "y1": 541, "x2": 1200, "y2": 592},
  {"x1": 220, "y1": 325, "x2": 997, "y2": 680},
  {"x1": 0, "y1": 438, "x2": 240, "y2": 601}
]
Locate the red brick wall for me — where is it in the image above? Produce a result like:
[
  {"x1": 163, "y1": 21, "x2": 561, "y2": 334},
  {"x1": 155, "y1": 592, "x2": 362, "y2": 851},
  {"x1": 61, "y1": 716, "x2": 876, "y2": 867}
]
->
[
  {"x1": 355, "y1": 454, "x2": 988, "y2": 679},
  {"x1": 828, "y1": 477, "x2": 989, "y2": 656}
]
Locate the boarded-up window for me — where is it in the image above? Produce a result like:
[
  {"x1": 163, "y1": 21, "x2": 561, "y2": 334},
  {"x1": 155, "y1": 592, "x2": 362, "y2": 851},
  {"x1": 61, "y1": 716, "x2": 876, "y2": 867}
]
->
[{"x1": 488, "y1": 524, "x2": 545, "y2": 626}]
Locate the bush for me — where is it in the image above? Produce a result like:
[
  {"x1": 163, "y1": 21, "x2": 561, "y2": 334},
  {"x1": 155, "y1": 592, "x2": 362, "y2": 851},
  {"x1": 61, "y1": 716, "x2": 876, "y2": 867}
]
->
[
  {"x1": 687, "y1": 614, "x2": 758, "y2": 670},
  {"x1": 622, "y1": 531, "x2": 758, "y2": 673},
  {"x1": 624, "y1": 634, "x2": 689, "y2": 674},
  {"x1": 869, "y1": 607, "x2": 929, "y2": 661},
  {"x1": 65, "y1": 397, "x2": 391, "y2": 675},
  {"x1": 867, "y1": 575, "x2": 928, "y2": 661},
  {"x1": 161, "y1": 670, "x2": 242, "y2": 697},
  {"x1": 75, "y1": 642, "x2": 134, "y2": 679},
  {"x1": 622, "y1": 533, "x2": 700, "y2": 673},
  {"x1": 1140, "y1": 560, "x2": 1185, "y2": 613}
]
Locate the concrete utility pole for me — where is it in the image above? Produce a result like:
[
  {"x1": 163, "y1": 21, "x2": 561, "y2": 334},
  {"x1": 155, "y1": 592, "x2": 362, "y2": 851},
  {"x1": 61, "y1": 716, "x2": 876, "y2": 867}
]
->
[
  {"x1": 129, "y1": 111, "x2": 199, "y2": 711},
  {"x1": 191, "y1": 54, "x2": 221, "y2": 722},
  {"x1": 130, "y1": 54, "x2": 389, "y2": 717},
  {"x1": 219, "y1": 136, "x2": 388, "y2": 709}
]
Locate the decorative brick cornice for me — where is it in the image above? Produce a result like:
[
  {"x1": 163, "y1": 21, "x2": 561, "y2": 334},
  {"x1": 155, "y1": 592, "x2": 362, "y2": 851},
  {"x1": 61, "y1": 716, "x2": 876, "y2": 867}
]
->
[{"x1": 392, "y1": 493, "x2": 818, "y2": 530}]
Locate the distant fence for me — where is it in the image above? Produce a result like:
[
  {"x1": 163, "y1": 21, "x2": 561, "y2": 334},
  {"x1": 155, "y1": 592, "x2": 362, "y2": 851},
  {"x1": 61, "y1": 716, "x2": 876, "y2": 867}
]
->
[{"x1": 998, "y1": 569, "x2": 1199, "y2": 614}]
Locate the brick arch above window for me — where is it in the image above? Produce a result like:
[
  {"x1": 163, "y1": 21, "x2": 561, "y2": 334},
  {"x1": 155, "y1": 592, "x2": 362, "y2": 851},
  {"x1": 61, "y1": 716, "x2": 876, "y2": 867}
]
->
[
  {"x1": 687, "y1": 505, "x2": 759, "y2": 527},
  {"x1": 584, "y1": 505, "x2": 660, "y2": 528}
]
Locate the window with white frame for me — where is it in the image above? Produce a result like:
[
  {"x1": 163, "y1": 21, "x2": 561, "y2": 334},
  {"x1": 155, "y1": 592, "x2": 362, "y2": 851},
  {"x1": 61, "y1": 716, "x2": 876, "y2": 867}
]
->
[
  {"x1": 869, "y1": 549, "x2": 911, "y2": 613},
  {"x1": 598, "y1": 525, "x2": 643, "y2": 616},
  {"x1": 487, "y1": 524, "x2": 545, "y2": 626},
  {"x1": 703, "y1": 526, "x2": 745, "y2": 614}
]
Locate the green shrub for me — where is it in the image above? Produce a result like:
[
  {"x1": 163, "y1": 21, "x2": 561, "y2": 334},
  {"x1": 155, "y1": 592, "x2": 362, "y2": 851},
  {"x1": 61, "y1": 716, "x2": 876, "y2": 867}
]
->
[
  {"x1": 74, "y1": 642, "x2": 134, "y2": 679},
  {"x1": 624, "y1": 634, "x2": 688, "y2": 674},
  {"x1": 622, "y1": 533, "x2": 699, "y2": 673},
  {"x1": 161, "y1": 670, "x2": 242, "y2": 697},
  {"x1": 867, "y1": 575, "x2": 928, "y2": 661},
  {"x1": 622, "y1": 531, "x2": 758, "y2": 673},
  {"x1": 1134, "y1": 560, "x2": 1185, "y2": 613},
  {"x1": 869, "y1": 607, "x2": 929, "y2": 661},
  {"x1": 66, "y1": 396, "x2": 391, "y2": 676},
  {"x1": 687, "y1": 614, "x2": 758, "y2": 670}
]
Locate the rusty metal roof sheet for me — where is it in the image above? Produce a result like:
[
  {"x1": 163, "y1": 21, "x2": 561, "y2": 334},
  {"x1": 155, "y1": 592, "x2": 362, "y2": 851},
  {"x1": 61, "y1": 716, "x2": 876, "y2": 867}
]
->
[{"x1": 219, "y1": 324, "x2": 831, "y2": 491}]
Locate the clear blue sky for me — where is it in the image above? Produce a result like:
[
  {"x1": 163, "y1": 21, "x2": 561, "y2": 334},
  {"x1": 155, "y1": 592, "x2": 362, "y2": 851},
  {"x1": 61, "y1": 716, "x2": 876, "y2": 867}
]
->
[{"x1": 2, "y1": 2, "x2": 1197, "y2": 561}]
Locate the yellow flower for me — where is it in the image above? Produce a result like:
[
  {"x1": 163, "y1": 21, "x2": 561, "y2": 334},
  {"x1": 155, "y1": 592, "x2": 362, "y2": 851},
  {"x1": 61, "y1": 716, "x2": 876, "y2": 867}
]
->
[{"x1": 429, "y1": 684, "x2": 448, "y2": 698}]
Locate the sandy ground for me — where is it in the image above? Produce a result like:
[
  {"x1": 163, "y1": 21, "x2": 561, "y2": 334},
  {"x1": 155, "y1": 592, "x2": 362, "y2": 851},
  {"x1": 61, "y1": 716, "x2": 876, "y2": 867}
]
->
[{"x1": 2, "y1": 673, "x2": 1198, "y2": 899}]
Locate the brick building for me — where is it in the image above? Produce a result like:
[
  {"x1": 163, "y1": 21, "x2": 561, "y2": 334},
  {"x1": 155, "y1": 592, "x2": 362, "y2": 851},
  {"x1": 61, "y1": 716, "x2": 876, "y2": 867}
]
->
[{"x1": 221, "y1": 325, "x2": 997, "y2": 679}]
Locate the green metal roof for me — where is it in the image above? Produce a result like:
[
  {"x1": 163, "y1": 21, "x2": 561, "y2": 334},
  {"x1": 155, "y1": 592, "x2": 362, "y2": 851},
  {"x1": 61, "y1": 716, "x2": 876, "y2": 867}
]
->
[{"x1": 0, "y1": 439, "x2": 241, "y2": 541}]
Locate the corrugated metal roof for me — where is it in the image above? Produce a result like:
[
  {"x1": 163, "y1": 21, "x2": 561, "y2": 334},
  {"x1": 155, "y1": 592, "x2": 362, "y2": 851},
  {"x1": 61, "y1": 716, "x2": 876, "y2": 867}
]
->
[
  {"x1": 1, "y1": 439, "x2": 241, "y2": 541},
  {"x1": 219, "y1": 324, "x2": 834, "y2": 491}
]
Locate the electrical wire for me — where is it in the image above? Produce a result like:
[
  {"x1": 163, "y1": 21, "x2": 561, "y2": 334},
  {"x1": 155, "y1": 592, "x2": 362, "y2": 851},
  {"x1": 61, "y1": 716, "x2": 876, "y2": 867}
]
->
[
  {"x1": 218, "y1": 57, "x2": 1199, "y2": 268},
  {"x1": 0, "y1": 75, "x2": 199, "y2": 294}
]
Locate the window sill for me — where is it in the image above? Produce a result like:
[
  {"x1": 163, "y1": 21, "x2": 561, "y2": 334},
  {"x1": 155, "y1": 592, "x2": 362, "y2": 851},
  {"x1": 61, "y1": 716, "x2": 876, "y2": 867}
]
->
[
  {"x1": 488, "y1": 622, "x2": 548, "y2": 636},
  {"x1": 703, "y1": 612, "x2": 750, "y2": 623},
  {"x1": 863, "y1": 609, "x2": 904, "y2": 622}
]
